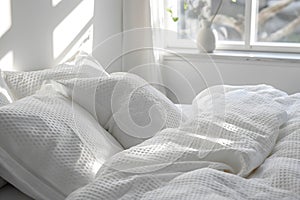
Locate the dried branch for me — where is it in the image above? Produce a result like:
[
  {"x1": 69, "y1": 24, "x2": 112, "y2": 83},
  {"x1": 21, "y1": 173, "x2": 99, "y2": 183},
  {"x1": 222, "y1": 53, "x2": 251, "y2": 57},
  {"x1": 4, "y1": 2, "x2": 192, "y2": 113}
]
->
[
  {"x1": 213, "y1": 14, "x2": 244, "y2": 35},
  {"x1": 259, "y1": 0, "x2": 293, "y2": 25},
  {"x1": 264, "y1": 16, "x2": 300, "y2": 42}
]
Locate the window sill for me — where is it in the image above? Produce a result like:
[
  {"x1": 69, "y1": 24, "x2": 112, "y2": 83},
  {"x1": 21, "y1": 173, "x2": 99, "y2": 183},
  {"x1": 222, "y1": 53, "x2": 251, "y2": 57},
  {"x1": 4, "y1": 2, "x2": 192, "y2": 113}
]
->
[{"x1": 163, "y1": 48, "x2": 300, "y2": 64}]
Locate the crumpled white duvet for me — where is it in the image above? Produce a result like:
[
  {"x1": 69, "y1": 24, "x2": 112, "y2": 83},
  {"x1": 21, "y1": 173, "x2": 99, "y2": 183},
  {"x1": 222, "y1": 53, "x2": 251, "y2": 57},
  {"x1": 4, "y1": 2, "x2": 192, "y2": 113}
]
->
[{"x1": 67, "y1": 85, "x2": 300, "y2": 200}]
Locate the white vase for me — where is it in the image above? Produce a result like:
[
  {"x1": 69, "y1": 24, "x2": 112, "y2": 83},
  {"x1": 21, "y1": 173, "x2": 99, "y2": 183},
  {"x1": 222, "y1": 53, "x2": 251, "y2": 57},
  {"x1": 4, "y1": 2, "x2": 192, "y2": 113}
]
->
[{"x1": 196, "y1": 20, "x2": 216, "y2": 53}]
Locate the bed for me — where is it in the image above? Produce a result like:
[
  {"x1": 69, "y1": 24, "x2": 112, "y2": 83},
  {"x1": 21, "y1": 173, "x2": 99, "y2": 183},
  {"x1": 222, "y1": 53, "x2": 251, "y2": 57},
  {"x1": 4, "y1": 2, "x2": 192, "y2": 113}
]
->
[
  {"x1": 0, "y1": 184, "x2": 33, "y2": 200},
  {"x1": 0, "y1": 105, "x2": 193, "y2": 200},
  {"x1": 0, "y1": 53, "x2": 299, "y2": 200}
]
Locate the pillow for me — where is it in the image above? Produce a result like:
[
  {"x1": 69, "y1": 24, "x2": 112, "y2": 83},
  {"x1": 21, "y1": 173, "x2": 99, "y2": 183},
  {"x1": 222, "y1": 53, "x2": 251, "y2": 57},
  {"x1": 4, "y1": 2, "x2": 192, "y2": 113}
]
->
[
  {"x1": 2, "y1": 53, "x2": 108, "y2": 99},
  {"x1": 0, "y1": 81, "x2": 123, "y2": 200},
  {"x1": 0, "y1": 69, "x2": 14, "y2": 106},
  {"x1": 58, "y1": 72, "x2": 186, "y2": 149}
]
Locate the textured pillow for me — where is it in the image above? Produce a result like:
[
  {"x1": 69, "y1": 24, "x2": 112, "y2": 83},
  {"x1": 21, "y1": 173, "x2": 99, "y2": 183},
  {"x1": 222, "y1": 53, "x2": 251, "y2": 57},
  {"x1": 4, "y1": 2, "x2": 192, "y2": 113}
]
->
[
  {"x1": 59, "y1": 72, "x2": 185, "y2": 149},
  {"x1": 0, "y1": 69, "x2": 14, "y2": 105},
  {"x1": 0, "y1": 81, "x2": 123, "y2": 200},
  {"x1": 2, "y1": 53, "x2": 108, "y2": 99}
]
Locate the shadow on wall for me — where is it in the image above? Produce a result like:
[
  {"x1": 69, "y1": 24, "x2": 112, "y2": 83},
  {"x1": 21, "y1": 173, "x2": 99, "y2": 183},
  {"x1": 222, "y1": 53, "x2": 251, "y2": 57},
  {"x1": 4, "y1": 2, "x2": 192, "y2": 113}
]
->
[{"x1": 0, "y1": 0, "x2": 122, "y2": 72}]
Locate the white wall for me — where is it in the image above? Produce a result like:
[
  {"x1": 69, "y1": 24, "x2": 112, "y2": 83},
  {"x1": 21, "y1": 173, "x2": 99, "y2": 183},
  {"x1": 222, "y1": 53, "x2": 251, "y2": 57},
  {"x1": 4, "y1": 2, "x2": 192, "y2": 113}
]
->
[
  {"x1": 163, "y1": 55, "x2": 300, "y2": 104},
  {"x1": 92, "y1": 0, "x2": 123, "y2": 73},
  {"x1": 0, "y1": 0, "x2": 123, "y2": 72}
]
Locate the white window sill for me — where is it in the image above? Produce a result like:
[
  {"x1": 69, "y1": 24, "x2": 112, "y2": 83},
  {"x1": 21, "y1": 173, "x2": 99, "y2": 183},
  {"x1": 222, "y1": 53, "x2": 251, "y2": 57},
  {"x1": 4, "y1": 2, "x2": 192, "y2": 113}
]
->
[{"x1": 163, "y1": 48, "x2": 300, "y2": 64}]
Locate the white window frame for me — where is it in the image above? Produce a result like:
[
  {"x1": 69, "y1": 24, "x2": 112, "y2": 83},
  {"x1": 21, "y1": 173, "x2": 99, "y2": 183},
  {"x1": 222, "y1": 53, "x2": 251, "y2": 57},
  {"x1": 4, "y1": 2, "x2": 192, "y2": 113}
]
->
[{"x1": 164, "y1": 0, "x2": 300, "y2": 53}]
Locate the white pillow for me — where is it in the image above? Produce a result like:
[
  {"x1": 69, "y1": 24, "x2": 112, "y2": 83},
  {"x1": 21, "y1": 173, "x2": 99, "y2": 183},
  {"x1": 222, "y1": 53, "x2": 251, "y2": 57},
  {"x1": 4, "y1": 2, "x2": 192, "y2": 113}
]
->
[
  {"x1": 59, "y1": 72, "x2": 186, "y2": 149},
  {"x1": 0, "y1": 82, "x2": 123, "y2": 200},
  {"x1": 0, "y1": 69, "x2": 14, "y2": 106},
  {"x1": 2, "y1": 53, "x2": 108, "y2": 99}
]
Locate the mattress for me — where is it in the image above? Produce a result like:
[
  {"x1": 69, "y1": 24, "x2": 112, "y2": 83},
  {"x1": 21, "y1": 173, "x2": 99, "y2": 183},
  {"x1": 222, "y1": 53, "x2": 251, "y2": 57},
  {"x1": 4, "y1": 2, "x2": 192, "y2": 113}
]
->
[{"x1": 0, "y1": 184, "x2": 33, "y2": 200}]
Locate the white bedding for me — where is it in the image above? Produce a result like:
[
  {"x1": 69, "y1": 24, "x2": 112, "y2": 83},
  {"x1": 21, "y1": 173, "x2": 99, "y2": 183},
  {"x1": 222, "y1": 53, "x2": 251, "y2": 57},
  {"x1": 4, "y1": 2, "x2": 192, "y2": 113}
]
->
[
  {"x1": 58, "y1": 73, "x2": 185, "y2": 149},
  {"x1": 2, "y1": 52, "x2": 107, "y2": 100},
  {"x1": 0, "y1": 82, "x2": 123, "y2": 200},
  {"x1": 0, "y1": 103, "x2": 193, "y2": 200},
  {"x1": 66, "y1": 85, "x2": 300, "y2": 200},
  {"x1": 1, "y1": 60, "x2": 299, "y2": 200},
  {"x1": 175, "y1": 104, "x2": 194, "y2": 118}
]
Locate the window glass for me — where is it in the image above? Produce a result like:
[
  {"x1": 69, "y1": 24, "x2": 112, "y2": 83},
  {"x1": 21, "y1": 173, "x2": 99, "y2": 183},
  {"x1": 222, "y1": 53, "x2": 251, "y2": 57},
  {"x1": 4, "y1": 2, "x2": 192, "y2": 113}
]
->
[
  {"x1": 166, "y1": 0, "x2": 300, "y2": 52},
  {"x1": 212, "y1": 0, "x2": 245, "y2": 41},
  {"x1": 255, "y1": 0, "x2": 300, "y2": 43},
  {"x1": 176, "y1": 0, "x2": 245, "y2": 42}
]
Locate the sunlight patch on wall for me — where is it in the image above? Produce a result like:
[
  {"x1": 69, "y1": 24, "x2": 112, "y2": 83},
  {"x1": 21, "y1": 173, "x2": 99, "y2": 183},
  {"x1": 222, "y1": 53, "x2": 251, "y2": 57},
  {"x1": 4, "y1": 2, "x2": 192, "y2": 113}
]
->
[
  {"x1": 0, "y1": 51, "x2": 14, "y2": 71},
  {"x1": 0, "y1": 0, "x2": 12, "y2": 38},
  {"x1": 53, "y1": 0, "x2": 94, "y2": 59},
  {"x1": 59, "y1": 25, "x2": 94, "y2": 64},
  {"x1": 52, "y1": 0, "x2": 63, "y2": 7}
]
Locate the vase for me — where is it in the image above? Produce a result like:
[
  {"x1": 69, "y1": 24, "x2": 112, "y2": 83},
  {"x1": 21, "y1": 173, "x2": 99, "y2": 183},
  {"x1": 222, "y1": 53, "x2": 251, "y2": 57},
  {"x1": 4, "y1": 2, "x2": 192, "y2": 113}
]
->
[{"x1": 196, "y1": 19, "x2": 216, "y2": 53}]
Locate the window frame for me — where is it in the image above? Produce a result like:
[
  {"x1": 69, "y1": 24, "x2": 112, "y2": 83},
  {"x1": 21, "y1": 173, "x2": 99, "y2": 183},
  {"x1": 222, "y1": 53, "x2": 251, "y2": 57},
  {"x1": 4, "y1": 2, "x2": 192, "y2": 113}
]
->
[{"x1": 164, "y1": 0, "x2": 300, "y2": 53}]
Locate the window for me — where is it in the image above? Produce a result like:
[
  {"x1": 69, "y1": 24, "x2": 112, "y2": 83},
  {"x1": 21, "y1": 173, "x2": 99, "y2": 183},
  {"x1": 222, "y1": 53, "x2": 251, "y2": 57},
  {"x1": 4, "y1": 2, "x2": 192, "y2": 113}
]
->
[{"x1": 165, "y1": 0, "x2": 300, "y2": 53}]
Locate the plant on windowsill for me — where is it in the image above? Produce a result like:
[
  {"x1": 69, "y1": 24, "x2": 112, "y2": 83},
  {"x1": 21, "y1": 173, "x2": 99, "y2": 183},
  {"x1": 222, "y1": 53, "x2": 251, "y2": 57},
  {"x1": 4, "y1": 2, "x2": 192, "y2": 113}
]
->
[{"x1": 167, "y1": 0, "x2": 222, "y2": 53}]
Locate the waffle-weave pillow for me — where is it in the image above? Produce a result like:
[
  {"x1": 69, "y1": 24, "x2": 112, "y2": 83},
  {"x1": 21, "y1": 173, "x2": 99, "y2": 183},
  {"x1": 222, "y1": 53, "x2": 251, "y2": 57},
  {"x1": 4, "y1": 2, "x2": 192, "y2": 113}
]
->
[
  {"x1": 0, "y1": 69, "x2": 14, "y2": 105},
  {"x1": 0, "y1": 81, "x2": 123, "y2": 200},
  {"x1": 58, "y1": 72, "x2": 185, "y2": 149},
  {"x1": 2, "y1": 53, "x2": 108, "y2": 99}
]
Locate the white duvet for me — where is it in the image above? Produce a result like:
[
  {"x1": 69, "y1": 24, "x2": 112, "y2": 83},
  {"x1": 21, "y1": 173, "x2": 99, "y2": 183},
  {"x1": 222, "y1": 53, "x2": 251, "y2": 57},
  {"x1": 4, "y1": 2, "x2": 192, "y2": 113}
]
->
[{"x1": 67, "y1": 84, "x2": 300, "y2": 200}]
